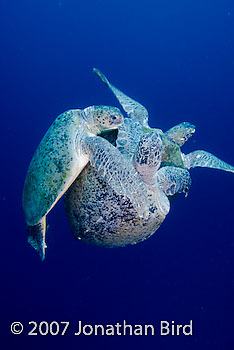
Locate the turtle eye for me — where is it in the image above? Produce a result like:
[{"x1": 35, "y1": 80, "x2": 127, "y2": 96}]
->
[{"x1": 109, "y1": 114, "x2": 121, "y2": 124}]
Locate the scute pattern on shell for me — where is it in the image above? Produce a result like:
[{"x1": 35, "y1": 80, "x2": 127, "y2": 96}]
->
[{"x1": 64, "y1": 164, "x2": 166, "y2": 247}]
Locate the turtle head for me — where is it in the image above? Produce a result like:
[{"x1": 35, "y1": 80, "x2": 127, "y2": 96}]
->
[
  {"x1": 83, "y1": 106, "x2": 124, "y2": 134},
  {"x1": 134, "y1": 131, "x2": 163, "y2": 185}
]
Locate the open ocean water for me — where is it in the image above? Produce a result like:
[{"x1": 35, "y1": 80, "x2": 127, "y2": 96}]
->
[{"x1": 1, "y1": 1, "x2": 234, "y2": 349}]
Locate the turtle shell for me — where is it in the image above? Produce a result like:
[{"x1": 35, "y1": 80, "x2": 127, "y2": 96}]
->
[{"x1": 64, "y1": 164, "x2": 166, "y2": 247}]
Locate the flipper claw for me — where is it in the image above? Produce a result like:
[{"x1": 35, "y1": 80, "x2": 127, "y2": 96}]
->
[{"x1": 27, "y1": 217, "x2": 46, "y2": 261}]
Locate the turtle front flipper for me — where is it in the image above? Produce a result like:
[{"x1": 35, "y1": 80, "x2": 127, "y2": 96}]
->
[
  {"x1": 81, "y1": 135, "x2": 149, "y2": 218},
  {"x1": 23, "y1": 110, "x2": 89, "y2": 260},
  {"x1": 165, "y1": 122, "x2": 196, "y2": 146},
  {"x1": 156, "y1": 166, "x2": 192, "y2": 196},
  {"x1": 93, "y1": 68, "x2": 149, "y2": 126},
  {"x1": 27, "y1": 217, "x2": 47, "y2": 261},
  {"x1": 182, "y1": 150, "x2": 234, "y2": 173},
  {"x1": 116, "y1": 119, "x2": 144, "y2": 159}
]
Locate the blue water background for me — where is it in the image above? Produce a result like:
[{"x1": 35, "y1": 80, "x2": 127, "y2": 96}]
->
[{"x1": 1, "y1": 1, "x2": 234, "y2": 349}]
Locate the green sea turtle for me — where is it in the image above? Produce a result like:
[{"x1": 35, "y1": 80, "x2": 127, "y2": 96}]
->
[
  {"x1": 64, "y1": 69, "x2": 234, "y2": 247},
  {"x1": 23, "y1": 105, "x2": 150, "y2": 260},
  {"x1": 64, "y1": 129, "x2": 191, "y2": 247},
  {"x1": 94, "y1": 68, "x2": 234, "y2": 174}
]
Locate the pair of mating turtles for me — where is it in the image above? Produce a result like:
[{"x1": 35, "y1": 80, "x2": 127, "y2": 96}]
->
[{"x1": 23, "y1": 69, "x2": 234, "y2": 260}]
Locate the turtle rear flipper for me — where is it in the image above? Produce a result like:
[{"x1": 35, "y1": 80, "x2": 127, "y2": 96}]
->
[
  {"x1": 27, "y1": 217, "x2": 46, "y2": 261},
  {"x1": 93, "y1": 68, "x2": 149, "y2": 126},
  {"x1": 183, "y1": 150, "x2": 234, "y2": 173}
]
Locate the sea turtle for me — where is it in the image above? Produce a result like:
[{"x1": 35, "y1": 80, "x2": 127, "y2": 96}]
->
[
  {"x1": 23, "y1": 105, "x2": 151, "y2": 260},
  {"x1": 93, "y1": 68, "x2": 234, "y2": 174},
  {"x1": 64, "y1": 128, "x2": 191, "y2": 247},
  {"x1": 64, "y1": 69, "x2": 234, "y2": 247}
]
